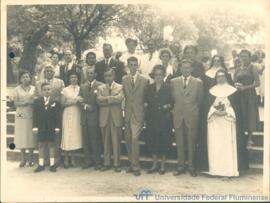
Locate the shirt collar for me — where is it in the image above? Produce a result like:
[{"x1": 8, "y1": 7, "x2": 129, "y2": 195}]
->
[
  {"x1": 88, "y1": 79, "x2": 96, "y2": 87},
  {"x1": 181, "y1": 75, "x2": 191, "y2": 81},
  {"x1": 105, "y1": 57, "x2": 112, "y2": 64},
  {"x1": 130, "y1": 72, "x2": 139, "y2": 81}
]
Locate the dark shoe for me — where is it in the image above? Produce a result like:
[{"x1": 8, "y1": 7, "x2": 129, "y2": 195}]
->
[
  {"x1": 100, "y1": 165, "x2": 111, "y2": 171},
  {"x1": 63, "y1": 164, "x2": 69, "y2": 169},
  {"x1": 94, "y1": 165, "x2": 102, "y2": 170},
  {"x1": 133, "y1": 170, "x2": 141, "y2": 176},
  {"x1": 28, "y1": 161, "x2": 35, "y2": 167},
  {"x1": 159, "y1": 169, "x2": 166, "y2": 175},
  {"x1": 114, "y1": 166, "x2": 122, "y2": 173},
  {"x1": 125, "y1": 166, "x2": 133, "y2": 173},
  {"x1": 19, "y1": 161, "x2": 26, "y2": 168},
  {"x1": 34, "y1": 165, "x2": 45, "y2": 173},
  {"x1": 82, "y1": 163, "x2": 93, "y2": 169},
  {"x1": 69, "y1": 163, "x2": 76, "y2": 168},
  {"x1": 189, "y1": 169, "x2": 197, "y2": 177},
  {"x1": 50, "y1": 165, "x2": 57, "y2": 172},
  {"x1": 173, "y1": 168, "x2": 186, "y2": 176},
  {"x1": 147, "y1": 167, "x2": 158, "y2": 174}
]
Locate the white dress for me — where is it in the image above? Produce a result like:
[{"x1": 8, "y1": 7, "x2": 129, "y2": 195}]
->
[
  {"x1": 61, "y1": 85, "x2": 82, "y2": 151},
  {"x1": 207, "y1": 84, "x2": 239, "y2": 177}
]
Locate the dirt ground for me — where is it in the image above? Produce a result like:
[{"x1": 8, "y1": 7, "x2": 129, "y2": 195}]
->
[{"x1": 3, "y1": 161, "x2": 264, "y2": 202}]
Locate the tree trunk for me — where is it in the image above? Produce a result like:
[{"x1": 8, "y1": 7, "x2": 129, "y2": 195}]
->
[
  {"x1": 18, "y1": 25, "x2": 49, "y2": 74},
  {"x1": 74, "y1": 38, "x2": 82, "y2": 62}
]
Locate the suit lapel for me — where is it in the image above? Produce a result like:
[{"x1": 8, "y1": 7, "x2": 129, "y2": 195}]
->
[
  {"x1": 133, "y1": 75, "x2": 141, "y2": 92},
  {"x1": 184, "y1": 77, "x2": 194, "y2": 95}
]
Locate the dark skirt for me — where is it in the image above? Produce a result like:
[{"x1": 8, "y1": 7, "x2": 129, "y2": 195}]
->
[
  {"x1": 239, "y1": 88, "x2": 260, "y2": 132},
  {"x1": 145, "y1": 119, "x2": 173, "y2": 156}
]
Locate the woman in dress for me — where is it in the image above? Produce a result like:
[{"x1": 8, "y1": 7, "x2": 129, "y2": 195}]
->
[
  {"x1": 144, "y1": 65, "x2": 173, "y2": 174},
  {"x1": 61, "y1": 71, "x2": 83, "y2": 168},
  {"x1": 198, "y1": 69, "x2": 248, "y2": 176},
  {"x1": 14, "y1": 71, "x2": 37, "y2": 167},
  {"x1": 158, "y1": 48, "x2": 175, "y2": 83},
  {"x1": 234, "y1": 49, "x2": 260, "y2": 147},
  {"x1": 50, "y1": 52, "x2": 61, "y2": 78}
]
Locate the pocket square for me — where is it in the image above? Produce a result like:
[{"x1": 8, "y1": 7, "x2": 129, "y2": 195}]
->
[{"x1": 51, "y1": 102, "x2": 56, "y2": 107}]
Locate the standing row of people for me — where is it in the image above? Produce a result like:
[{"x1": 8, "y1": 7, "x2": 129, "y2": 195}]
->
[{"x1": 13, "y1": 41, "x2": 260, "y2": 178}]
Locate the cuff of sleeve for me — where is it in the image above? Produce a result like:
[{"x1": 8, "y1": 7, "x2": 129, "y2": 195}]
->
[{"x1": 32, "y1": 128, "x2": 38, "y2": 130}]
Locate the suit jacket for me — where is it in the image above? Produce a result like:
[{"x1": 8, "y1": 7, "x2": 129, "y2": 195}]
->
[
  {"x1": 33, "y1": 97, "x2": 61, "y2": 137},
  {"x1": 122, "y1": 74, "x2": 149, "y2": 123},
  {"x1": 171, "y1": 76, "x2": 204, "y2": 129},
  {"x1": 79, "y1": 80, "x2": 103, "y2": 126},
  {"x1": 97, "y1": 81, "x2": 124, "y2": 127},
  {"x1": 36, "y1": 78, "x2": 65, "y2": 102},
  {"x1": 95, "y1": 58, "x2": 125, "y2": 83},
  {"x1": 60, "y1": 62, "x2": 82, "y2": 86}
]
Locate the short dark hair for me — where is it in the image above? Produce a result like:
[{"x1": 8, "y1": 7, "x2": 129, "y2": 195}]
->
[
  {"x1": 41, "y1": 82, "x2": 50, "y2": 90},
  {"x1": 125, "y1": 38, "x2": 138, "y2": 46},
  {"x1": 159, "y1": 48, "x2": 172, "y2": 60},
  {"x1": 149, "y1": 64, "x2": 166, "y2": 79},
  {"x1": 183, "y1": 45, "x2": 198, "y2": 55},
  {"x1": 19, "y1": 70, "x2": 32, "y2": 84},
  {"x1": 127, "y1": 56, "x2": 138, "y2": 64},
  {"x1": 86, "y1": 51, "x2": 96, "y2": 59},
  {"x1": 240, "y1": 49, "x2": 251, "y2": 58},
  {"x1": 103, "y1": 43, "x2": 113, "y2": 50},
  {"x1": 67, "y1": 70, "x2": 81, "y2": 84}
]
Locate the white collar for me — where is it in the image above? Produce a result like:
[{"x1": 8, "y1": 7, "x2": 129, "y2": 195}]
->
[
  {"x1": 104, "y1": 57, "x2": 112, "y2": 64},
  {"x1": 210, "y1": 83, "x2": 237, "y2": 97},
  {"x1": 164, "y1": 65, "x2": 174, "y2": 81},
  {"x1": 181, "y1": 75, "x2": 191, "y2": 81},
  {"x1": 130, "y1": 72, "x2": 139, "y2": 81},
  {"x1": 43, "y1": 96, "x2": 50, "y2": 101},
  {"x1": 206, "y1": 66, "x2": 223, "y2": 78}
]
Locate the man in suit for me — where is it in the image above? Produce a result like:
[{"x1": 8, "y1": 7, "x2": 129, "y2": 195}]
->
[
  {"x1": 122, "y1": 56, "x2": 149, "y2": 176},
  {"x1": 60, "y1": 49, "x2": 81, "y2": 86},
  {"x1": 36, "y1": 65, "x2": 64, "y2": 167},
  {"x1": 36, "y1": 65, "x2": 65, "y2": 102},
  {"x1": 32, "y1": 82, "x2": 61, "y2": 172},
  {"x1": 180, "y1": 45, "x2": 205, "y2": 81},
  {"x1": 171, "y1": 59, "x2": 204, "y2": 177},
  {"x1": 81, "y1": 52, "x2": 96, "y2": 84},
  {"x1": 95, "y1": 43, "x2": 125, "y2": 83},
  {"x1": 79, "y1": 67, "x2": 103, "y2": 170},
  {"x1": 97, "y1": 68, "x2": 124, "y2": 172}
]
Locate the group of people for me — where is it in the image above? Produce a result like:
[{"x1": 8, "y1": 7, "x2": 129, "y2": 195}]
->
[{"x1": 13, "y1": 38, "x2": 262, "y2": 178}]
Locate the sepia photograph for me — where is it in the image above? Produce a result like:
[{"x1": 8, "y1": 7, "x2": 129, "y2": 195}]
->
[{"x1": 1, "y1": 0, "x2": 269, "y2": 202}]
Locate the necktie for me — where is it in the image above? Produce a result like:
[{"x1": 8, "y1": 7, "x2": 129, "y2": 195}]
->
[
  {"x1": 131, "y1": 76, "x2": 135, "y2": 88},
  {"x1": 105, "y1": 59, "x2": 108, "y2": 66},
  {"x1": 184, "y1": 77, "x2": 187, "y2": 89},
  {"x1": 89, "y1": 82, "x2": 92, "y2": 92},
  {"x1": 109, "y1": 86, "x2": 112, "y2": 95}
]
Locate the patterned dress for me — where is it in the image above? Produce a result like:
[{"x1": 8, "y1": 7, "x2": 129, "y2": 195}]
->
[{"x1": 14, "y1": 85, "x2": 37, "y2": 149}]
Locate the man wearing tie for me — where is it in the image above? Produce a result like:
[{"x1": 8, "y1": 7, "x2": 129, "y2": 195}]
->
[
  {"x1": 97, "y1": 68, "x2": 124, "y2": 172},
  {"x1": 79, "y1": 67, "x2": 103, "y2": 170},
  {"x1": 95, "y1": 43, "x2": 125, "y2": 83},
  {"x1": 171, "y1": 59, "x2": 204, "y2": 177},
  {"x1": 60, "y1": 49, "x2": 81, "y2": 86},
  {"x1": 122, "y1": 56, "x2": 149, "y2": 176}
]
